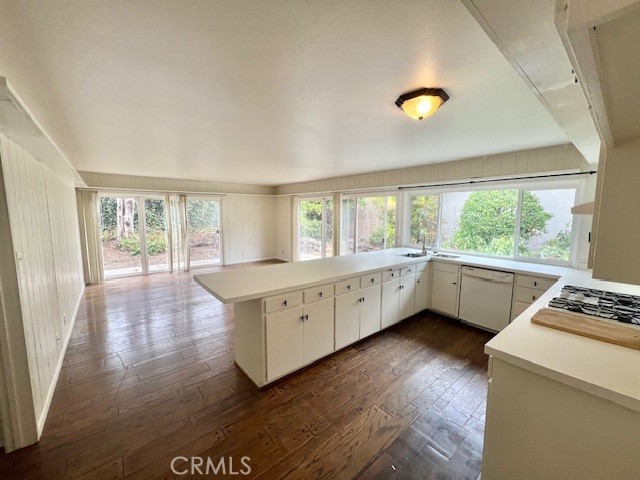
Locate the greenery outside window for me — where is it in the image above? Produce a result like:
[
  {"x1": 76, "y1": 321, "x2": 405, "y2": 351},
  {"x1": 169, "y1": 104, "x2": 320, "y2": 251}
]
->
[
  {"x1": 341, "y1": 194, "x2": 397, "y2": 254},
  {"x1": 298, "y1": 197, "x2": 333, "y2": 261}
]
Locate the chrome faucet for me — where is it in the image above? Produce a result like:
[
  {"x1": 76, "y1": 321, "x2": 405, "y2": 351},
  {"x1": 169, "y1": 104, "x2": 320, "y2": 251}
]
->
[{"x1": 421, "y1": 235, "x2": 427, "y2": 255}]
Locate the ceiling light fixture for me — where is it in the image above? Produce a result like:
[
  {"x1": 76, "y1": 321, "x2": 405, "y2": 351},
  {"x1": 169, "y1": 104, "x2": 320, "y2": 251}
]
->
[{"x1": 395, "y1": 87, "x2": 449, "y2": 120}]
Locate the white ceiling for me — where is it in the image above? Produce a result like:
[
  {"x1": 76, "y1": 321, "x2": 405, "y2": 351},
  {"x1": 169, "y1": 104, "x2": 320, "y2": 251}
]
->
[
  {"x1": 0, "y1": 1, "x2": 569, "y2": 186},
  {"x1": 595, "y1": 7, "x2": 640, "y2": 143}
]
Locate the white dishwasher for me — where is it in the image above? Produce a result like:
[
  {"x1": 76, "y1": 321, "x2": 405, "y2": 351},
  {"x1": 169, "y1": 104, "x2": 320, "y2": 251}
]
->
[{"x1": 459, "y1": 266, "x2": 514, "y2": 332}]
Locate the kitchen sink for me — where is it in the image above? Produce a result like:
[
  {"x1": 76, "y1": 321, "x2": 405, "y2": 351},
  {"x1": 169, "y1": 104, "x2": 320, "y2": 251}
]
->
[
  {"x1": 402, "y1": 252, "x2": 428, "y2": 258},
  {"x1": 431, "y1": 253, "x2": 460, "y2": 259}
]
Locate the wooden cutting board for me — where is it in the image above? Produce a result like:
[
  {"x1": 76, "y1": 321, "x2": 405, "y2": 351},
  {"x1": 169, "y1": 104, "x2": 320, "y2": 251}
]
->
[{"x1": 531, "y1": 308, "x2": 640, "y2": 351}]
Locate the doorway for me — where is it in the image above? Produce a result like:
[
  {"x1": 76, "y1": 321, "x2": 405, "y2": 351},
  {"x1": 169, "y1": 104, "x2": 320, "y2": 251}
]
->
[{"x1": 298, "y1": 197, "x2": 333, "y2": 261}]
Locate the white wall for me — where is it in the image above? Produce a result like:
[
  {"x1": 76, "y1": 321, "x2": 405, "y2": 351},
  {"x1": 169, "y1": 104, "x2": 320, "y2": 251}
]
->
[
  {"x1": 0, "y1": 133, "x2": 84, "y2": 441},
  {"x1": 221, "y1": 195, "x2": 277, "y2": 264}
]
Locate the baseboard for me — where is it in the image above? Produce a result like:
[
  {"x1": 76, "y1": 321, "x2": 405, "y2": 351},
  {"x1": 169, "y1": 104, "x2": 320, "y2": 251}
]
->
[
  {"x1": 36, "y1": 284, "x2": 84, "y2": 437},
  {"x1": 276, "y1": 256, "x2": 291, "y2": 263}
]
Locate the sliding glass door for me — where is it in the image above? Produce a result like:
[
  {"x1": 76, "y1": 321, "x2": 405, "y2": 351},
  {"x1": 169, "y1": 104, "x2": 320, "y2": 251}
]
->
[
  {"x1": 187, "y1": 198, "x2": 221, "y2": 267},
  {"x1": 143, "y1": 197, "x2": 170, "y2": 273},
  {"x1": 298, "y1": 197, "x2": 333, "y2": 261},
  {"x1": 99, "y1": 195, "x2": 169, "y2": 278}
]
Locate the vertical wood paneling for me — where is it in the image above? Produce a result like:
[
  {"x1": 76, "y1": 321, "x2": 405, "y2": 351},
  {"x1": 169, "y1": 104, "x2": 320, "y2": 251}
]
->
[
  {"x1": 275, "y1": 196, "x2": 292, "y2": 261},
  {"x1": 0, "y1": 133, "x2": 84, "y2": 435},
  {"x1": 221, "y1": 195, "x2": 276, "y2": 264},
  {"x1": 275, "y1": 144, "x2": 586, "y2": 195}
]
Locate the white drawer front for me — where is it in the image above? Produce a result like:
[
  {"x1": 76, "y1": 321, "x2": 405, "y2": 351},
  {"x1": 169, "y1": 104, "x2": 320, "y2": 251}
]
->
[
  {"x1": 433, "y1": 261, "x2": 460, "y2": 274},
  {"x1": 512, "y1": 300, "x2": 531, "y2": 317},
  {"x1": 360, "y1": 273, "x2": 382, "y2": 288},
  {"x1": 515, "y1": 286, "x2": 543, "y2": 304},
  {"x1": 516, "y1": 274, "x2": 557, "y2": 292},
  {"x1": 335, "y1": 277, "x2": 359, "y2": 296},
  {"x1": 382, "y1": 269, "x2": 400, "y2": 282},
  {"x1": 264, "y1": 291, "x2": 303, "y2": 313},
  {"x1": 400, "y1": 265, "x2": 417, "y2": 276},
  {"x1": 303, "y1": 284, "x2": 334, "y2": 303}
]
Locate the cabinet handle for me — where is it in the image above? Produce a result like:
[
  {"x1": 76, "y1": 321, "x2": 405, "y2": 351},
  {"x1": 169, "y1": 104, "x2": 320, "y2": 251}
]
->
[
  {"x1": 283, "y1": 300, "x2": 287, "y2": 307},
  {"x1": 417, "y1": 280, "x2": 420, "y2": 284},
  {"x1": 361, "y1": 297, "x2": 365, "y2": 303},
  {"x1": 533, "y1": 296, "x2": 536, "y2": 301},
  {"x1": 452, "y1": 282, "x2": 457, "y2": 285},
  {"x1": 347, "y1": 284, "x2": 351, "y2": 290},
  {"x1": 319, "y1": 291, "x2": 323, "y2": 298},
  {"x1": 300, "y1": 315, "x2": 305, "y2": 321},
  {"x1": 305, "y1": 314, "x2": 309, "y2": 321},
  {"x1": 534, "y1": 281, "x2": 537, "y2": 287},
  {"x1": 391, "y1": 273, "x2": 394, "y2": 277},
  {"x1": 370, "y1": 278, "x2": 374, "y2": 283}
]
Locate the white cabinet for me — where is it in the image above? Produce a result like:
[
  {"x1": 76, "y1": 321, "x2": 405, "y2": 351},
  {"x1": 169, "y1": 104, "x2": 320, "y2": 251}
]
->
[
  {"x1": 335, "y1": 290, "x2": 362, "y2": 349},
  {"x1": 414, "y1": 268, "x2": 430, "y2": 313},
  {"x1": 431, "y1": 262, "x2": 461, "y2": 318},
  {"x1": 381, "y1": 277, "x2": 401, "y2": 329},
  {"x1": 265, "y1": 297, "x2": 334, "y2": 382},
  {"x1": 399, "y1": 274, "x2": 416, "y2": 321},
  {"x1": 359, "y1": 285, "x2": 382, "y2": 338},
  {"x1": 266, "y1": 306, "x2": 304, "y2": 381},
  {"x1": 511, "y1": 273, "x2": 558, "y2": 320},
  {"x1": 335, "y1": 284, "x2": 382, "y2": 348},
  {"x1": 303, "y1": 298, "x2": 334, "y2": 364}
]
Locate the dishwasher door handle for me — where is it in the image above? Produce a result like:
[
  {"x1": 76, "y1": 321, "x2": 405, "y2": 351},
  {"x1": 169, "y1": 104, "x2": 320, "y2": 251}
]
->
[{"x1": 463, "y1": 275, "x2": 511, "y2": 285}]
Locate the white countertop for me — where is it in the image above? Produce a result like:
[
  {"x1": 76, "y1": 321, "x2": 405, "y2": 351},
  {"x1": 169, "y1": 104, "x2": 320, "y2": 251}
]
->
[
  {"x1": 194, "y1": 248, "x2": 428, "y2": 304},
  {"x1": 195, "y1": 248, "x2": 640, "y2": 413}
]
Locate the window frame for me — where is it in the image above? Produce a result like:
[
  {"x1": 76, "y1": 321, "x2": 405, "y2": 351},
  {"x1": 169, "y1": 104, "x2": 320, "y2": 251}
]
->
[
  {"x1": 340, "y1": 191, "x2": 400, "y2": 255},
  {"x1": 403, "y1": 179, "x2": 580, "y2": 267}
]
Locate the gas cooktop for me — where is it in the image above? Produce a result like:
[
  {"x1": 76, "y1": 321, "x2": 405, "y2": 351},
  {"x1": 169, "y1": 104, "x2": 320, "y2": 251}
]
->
[{"x1": 549, "y1": 286, "x2": 640, "y2": 326}]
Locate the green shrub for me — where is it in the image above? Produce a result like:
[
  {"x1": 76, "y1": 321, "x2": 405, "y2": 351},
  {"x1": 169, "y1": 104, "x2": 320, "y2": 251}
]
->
[{"x1": 118, "y1": 231, "x2": 166, "y2": 256}]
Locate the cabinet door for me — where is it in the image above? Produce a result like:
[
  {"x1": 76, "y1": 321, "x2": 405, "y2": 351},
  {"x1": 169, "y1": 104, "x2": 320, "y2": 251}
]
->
[
  {"x1": 359, "y1": 284, "x2": 381, "y2": 338},
  {"x1": 431, "y1": 270, "x2": 460, "y2": 318},
  {"x1": 381, "y1": 278, "x2": 400, "y2": 329},
  {"x1": 399, "y1": 274, "x2": 416, "y2": 321},
  {"x1": 266, "y1": 306, "x2": 304, "y2": 381},
  {"x1": 414, "y1": 269, "x2": 429, "y2": 313},
  {"x1": 335, "y1": 290, "x2": 362, "y2": 350},
  {"x1": 303, "y1": 298, "x2": 334, "y2": 364}
]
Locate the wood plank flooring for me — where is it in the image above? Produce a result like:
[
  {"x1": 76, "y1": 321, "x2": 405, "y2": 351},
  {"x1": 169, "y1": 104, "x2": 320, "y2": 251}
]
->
[{"x1": 0, "y1": 261, "x2": 493, "y2": 479}]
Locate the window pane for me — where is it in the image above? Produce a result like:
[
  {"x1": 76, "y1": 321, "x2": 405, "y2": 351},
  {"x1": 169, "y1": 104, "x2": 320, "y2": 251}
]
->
[
  {"x1": 187, "y1": 199, "x2": 221, "y2": 267},
  {"x1": 518, "y1": 189, "x2": 574, "y2": 262},
  {"x1": 409, "y1": 194, "x2": 440, "y2": 246},
  {"x1": 325, "y1": 200, "x2": 334, "y2": 257},
  {"x1": 99, "y1": 196, "x2": 143, "y2": 277},
  {"x1": 356, "y1": 196, "x2": 395, "y2": 252},
  {"x1": 440, "y1": 190, "x2": 518, "y2": 256},
  {"x1": 299, "y1": 199, "x2": 323, "y2": 260},
  {"x1": 341, "y1": 198, "x2": 356, "y2": 254},
  {"x1": 144, "y1": 198, "x2": 169, "y2": 272}
]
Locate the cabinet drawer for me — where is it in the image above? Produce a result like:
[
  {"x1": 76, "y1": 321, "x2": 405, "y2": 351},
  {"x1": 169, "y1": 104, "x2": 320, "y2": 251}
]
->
[
  {"x1": 512, "y1": 300, "x2": 531, "y2": 317},
  {"x1": 264, "y1": 291, "x2": 303, "y2": 313},
  {"x1": 415, "y1": 261, "x2": 428, "y2": 273},
  {"x1": 400, "y1": 265, "x2": 417, "y2": 276},
  {"x1": 304, "y1": 284, "x2": 334, "y2": 303},
  {"x1": 516, "y1": 274, "x2": 557, "y2": 292},
  {"x1": 360, "y1": 272, "x2": 382, "y2": 288},
  {"x1": 433, "y1": 261, "x2": 460, "y2": 274},
  {"x1": 515, "y1": 286, "x2": 543, "y2": 304},
  {"x1": 335, "y1": 277, "x2": 359, "y2": 296},
  {"x1": 382, "y1": 269, "x2": 400, "y2": 282}
]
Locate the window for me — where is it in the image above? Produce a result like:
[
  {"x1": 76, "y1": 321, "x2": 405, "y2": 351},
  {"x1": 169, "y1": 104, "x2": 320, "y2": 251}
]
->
[
  {"x1": 341, "y1": 195, "x2": 397, "y2": 254},
  {"x1": 298, "y1": 197, "x2": 333, "y2": 260},
  {"x1": 518, "y1": 189, "x2": 574, "y2": 262},
  {"x1": 408, "y1": 194, "x2": 440, "y2": 247},
  {"x1": 406, "y1": 185, "x2": 577, "y2": 264}
]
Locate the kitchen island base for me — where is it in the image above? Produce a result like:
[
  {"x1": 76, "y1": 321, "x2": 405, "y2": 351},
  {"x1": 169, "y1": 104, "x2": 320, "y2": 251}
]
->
[{"x1": 482, "y1": 357, "x2": 640, "y2": 479}]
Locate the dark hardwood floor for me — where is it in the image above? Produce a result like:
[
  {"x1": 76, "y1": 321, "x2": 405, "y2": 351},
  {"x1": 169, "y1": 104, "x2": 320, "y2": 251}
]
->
[{"x1": 0, "y1": 261, "x2": 493, "y2": 480}]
